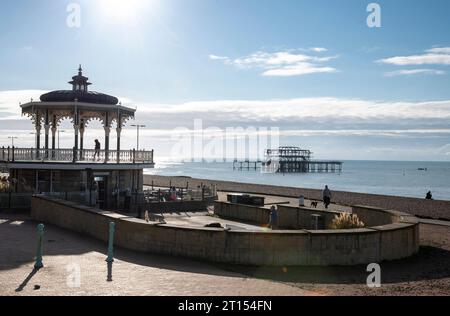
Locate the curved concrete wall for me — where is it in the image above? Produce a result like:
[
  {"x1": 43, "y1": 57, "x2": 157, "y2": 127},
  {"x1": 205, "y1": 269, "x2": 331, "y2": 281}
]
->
[
  {"x1": 31, "y1": 196, "x2": 420, "y2": 266},
  {"x1": 214, "y1": 202, "x2": 343, "y2": 230}
]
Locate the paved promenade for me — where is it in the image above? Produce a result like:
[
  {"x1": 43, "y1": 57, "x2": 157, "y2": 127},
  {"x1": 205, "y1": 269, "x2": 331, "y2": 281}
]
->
[{"x1": 0, "y1": 214, "x2": 313, "y2": 296}]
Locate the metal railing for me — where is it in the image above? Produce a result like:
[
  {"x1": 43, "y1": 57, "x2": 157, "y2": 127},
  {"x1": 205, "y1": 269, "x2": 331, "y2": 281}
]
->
[
  {"x1": 0, "y1": 192, "x2": 33, "y2": 210},
  {"x1": 0, "y1": 147, "x2": 154, "y2": 164}
]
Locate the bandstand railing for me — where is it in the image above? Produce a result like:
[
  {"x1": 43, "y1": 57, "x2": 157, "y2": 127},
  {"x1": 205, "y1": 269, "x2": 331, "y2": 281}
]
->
[{"x1": 0, "y1": 146, "x2": 154, "y2": 164}]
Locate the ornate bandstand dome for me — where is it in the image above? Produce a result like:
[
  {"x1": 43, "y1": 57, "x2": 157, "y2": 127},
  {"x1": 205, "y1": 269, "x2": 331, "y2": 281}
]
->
[{"x1": 40, "y1": 65, "x2": 119, "y2": 105}]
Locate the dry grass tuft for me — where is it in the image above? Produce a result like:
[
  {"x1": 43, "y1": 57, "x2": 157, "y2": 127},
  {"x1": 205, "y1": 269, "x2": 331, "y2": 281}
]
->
[{"x1": 329, "y1": 213, "x2": 365, "y2": 229}]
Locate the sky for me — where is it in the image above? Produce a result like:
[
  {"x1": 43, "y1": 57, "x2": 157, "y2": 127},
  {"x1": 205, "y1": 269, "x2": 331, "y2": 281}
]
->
[{"x1": 0, "y1": 0, "x2": 450, "y2": 161}]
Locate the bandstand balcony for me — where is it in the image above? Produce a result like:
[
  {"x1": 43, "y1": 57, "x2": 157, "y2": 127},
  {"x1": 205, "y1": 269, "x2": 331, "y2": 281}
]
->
[{"x1": 1, "y1": 147, "x2": 154, "y2": 166}]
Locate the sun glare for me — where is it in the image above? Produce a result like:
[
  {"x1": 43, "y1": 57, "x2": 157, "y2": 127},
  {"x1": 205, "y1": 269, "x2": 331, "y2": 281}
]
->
[{"x1": 97, "y1": 0, "x2": 150, "y2": 22}]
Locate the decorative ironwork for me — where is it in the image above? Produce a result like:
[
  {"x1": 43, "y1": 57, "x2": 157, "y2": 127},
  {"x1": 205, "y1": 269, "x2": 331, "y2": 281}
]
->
[{"x1": 0, "y1": 147, "x2": 154, "y2": 165}]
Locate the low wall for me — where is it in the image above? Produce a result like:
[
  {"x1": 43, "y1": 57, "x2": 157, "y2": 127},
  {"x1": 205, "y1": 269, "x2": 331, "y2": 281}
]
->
[
  {"x1": 214, "y1": 202, "x2": 341, "y2": 230},
  {"x1": 145, "y1": 199, "x2": 214, "y2": 213},
  {"x1": 352, "y1": 205, "x2": 395, "y2": 227},
  {"x1": 31, "y1": 196, "x2": 420, "y2": 266},
  {"x1": 277, "y1": 205, "x2": 341, "y2": 229},
  {"x1": 352, "y1": 205, "x2": 419, "y2": 227},
  {"x1": 214, "y1": 202, "x2": 270, "y2": 225}
]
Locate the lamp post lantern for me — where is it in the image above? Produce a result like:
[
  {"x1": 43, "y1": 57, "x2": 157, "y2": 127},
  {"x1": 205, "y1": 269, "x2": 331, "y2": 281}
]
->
[
  {"x1": 8, "y1": 136, "x2": 18, "y2": 147},
  {"x1": 131, "y1": 124, "x2": 146, "y2": 151}
]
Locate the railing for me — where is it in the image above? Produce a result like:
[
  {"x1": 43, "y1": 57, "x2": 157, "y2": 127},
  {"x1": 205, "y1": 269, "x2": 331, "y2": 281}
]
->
[
  {"x1": 0, "y1": 147, "x2": 154, "y2": 164},
  {"x1": 0, "y1": 192, "x2": 33, "y2": 210}
]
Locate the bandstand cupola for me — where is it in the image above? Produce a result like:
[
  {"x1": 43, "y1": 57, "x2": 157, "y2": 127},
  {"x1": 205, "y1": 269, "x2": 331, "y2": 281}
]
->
[{"x1": 69, "y1": 65, "x2": 91, "y2": 92}]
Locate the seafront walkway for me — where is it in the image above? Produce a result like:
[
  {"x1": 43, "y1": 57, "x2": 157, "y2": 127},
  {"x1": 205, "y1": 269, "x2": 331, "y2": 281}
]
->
[{"x1": 0, "y1": 214, "x2": 313, "y2": 296}]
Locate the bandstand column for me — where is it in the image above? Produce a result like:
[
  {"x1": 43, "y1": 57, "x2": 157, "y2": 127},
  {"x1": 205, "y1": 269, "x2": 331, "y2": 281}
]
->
[
  {"x1": 35, "y1": 124, "x2": 41, "y2": 159},
  {"x1": 51, "y1": 127, "x2": 57, "y2": 158},
  {"x1": 74, "y1": 124, "x2": 80, "y2": 161},
  {"x1": 80, "y1": 124, "x2": 85, "y2": 160},
  {"x1": 116, "y1": 127, "x2": 122, "y2": 163},
  {"x1": 44, "y1": 124, "x2": 50, "y2": 158},
  {"x1": 104, "y1": 126, "x2": 111, "y2": 162},
  {"x1": 51, "y1": 115, "x2": 57, "y2": 156}
]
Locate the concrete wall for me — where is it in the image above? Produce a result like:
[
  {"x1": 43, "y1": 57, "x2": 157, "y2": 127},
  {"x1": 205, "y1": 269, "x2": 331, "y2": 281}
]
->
[
  {"x1": 145, "y1": 200, "x2": 212, "y2": 213},
  {"x1": 31, "y1": 196, "x2": 420, "y2": 266},
  {"x1": 277, "y1": 205, "x2": 341, "y2": 229},
  {"x1": 214, "y1": 202, "x2": 270, "y2": 225},
  {"x1": 214, "y1": 202, "x2": 341, "y2": 230},
  {"x1": 352, "y1": 205, "x2": 394, "y2": 227}
]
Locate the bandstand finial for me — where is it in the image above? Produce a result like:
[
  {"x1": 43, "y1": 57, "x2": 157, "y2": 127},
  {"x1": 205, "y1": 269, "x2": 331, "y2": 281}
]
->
[{"x1": 78, "y1": 64, "x2": 83, "y2": 75}]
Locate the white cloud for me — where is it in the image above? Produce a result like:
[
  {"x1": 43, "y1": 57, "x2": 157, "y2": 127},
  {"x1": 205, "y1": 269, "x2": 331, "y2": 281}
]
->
[
  {"x1": 3, "y1": 91, "x2": 450, "y2": 136},
  {"x1": 135, "y1": 97, "x2": 450, "y2": 121},
  {"x1": 378, "y1": 53, "x2": 450, "y2": 66},
  {"x1": 384, "y1": 69, "x2": 446, "y2": 77},
  {"x1": 377, "y1": 47, "x2": 450, "y2": 66},
  {"x1": 262, "y1": 65, "x2": 336, "y2": 77},
  {"x1": 308, "y1": 47, "x2": 328, "y2": 53},
  {"x1": 0, "y1": 90, "x2": 47, "y2": 119},
  {"x1": 438, "y1": 144, "x2": 450, "y2": 155},
  {"x1": 209, "y1": 49, "x2": 338, "y2": 77},
  {"x1": 208, "y1": 54, "x2": 229, "y2": 61},
  {"x1": 426, "y1": 47, "x2": 450, "y2": 54}
]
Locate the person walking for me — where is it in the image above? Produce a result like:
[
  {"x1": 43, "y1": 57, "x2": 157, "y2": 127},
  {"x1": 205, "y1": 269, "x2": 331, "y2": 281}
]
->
[
  {"x1": 323, "y1": 185, "x2": 332, "y2": 209},
  {"x1": 93, "y1": 139, "x2": 101, "y2": 161}
]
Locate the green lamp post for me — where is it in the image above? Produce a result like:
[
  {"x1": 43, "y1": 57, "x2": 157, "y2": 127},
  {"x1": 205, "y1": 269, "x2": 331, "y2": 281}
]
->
[{"x1": 34, "y1": 224, "x2": 45, "y2": 269}]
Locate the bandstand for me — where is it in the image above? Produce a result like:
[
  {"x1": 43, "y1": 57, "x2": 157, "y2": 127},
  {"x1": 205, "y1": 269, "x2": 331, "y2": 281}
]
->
[{"x1": 0, "y1": 66, "x2": 154, "y2": 211}]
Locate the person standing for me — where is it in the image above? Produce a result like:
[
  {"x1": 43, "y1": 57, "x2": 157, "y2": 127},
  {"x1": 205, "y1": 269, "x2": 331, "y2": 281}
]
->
[
  {"x1": 323, "y1": 185, "x2": 332, "y2": 209},
  {"x1": 269, "y1": 206, "x2": 278, "y2": 229},
  {"x1": 93, "y1": 139, "x2": 101, "y2": 161}
]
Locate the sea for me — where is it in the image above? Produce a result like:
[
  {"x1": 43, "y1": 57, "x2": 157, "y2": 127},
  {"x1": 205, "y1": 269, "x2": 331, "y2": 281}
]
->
[{"x1": 145, "y1": 160, "x2": 450, "y2": 201}]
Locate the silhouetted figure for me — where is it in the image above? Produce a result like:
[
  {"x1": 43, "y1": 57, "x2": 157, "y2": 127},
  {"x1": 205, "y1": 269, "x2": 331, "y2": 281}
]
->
[
  {"x1": 269, "y1": 206, "x2": 278, "y2": 229},
  {"x1": 94, "y1": 139, "x2": 101, "y2": 161},
  {"x1": 323, "y1": 185, "x2": 332, "y2": 209},
  {"x1": 426, "y1": 191, "x2": 433, "y2": 200}
]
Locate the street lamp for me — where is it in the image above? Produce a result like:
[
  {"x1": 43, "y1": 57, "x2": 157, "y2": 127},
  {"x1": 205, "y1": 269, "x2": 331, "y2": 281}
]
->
[
  {"x1": 58, "y1": 130, "x2": 66, "y2": 149},
  {"x1": 8, "y1": 136, "x2": 18, "y2": 147},
  {"x1": 130, "y1": 124, "x2": 146, "y2": 151}
]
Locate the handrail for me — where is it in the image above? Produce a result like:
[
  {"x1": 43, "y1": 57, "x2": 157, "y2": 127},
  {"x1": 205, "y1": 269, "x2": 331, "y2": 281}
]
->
[{"x1": 0, "y1": 146, "x2": 154, "y2": 164}]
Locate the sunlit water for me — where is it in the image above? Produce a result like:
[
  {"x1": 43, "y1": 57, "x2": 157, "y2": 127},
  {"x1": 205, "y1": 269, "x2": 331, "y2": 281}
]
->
[{"x1": 145, "y1": 160, "x2": 450, "y2": 201}]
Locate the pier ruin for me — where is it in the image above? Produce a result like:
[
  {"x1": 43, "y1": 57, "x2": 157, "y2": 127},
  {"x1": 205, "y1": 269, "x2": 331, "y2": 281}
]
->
[{"x1": 233, "y1": 146, "x2": 343, "y2": 173}]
